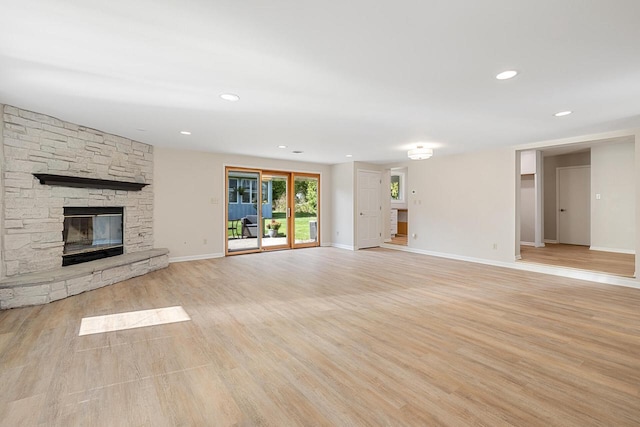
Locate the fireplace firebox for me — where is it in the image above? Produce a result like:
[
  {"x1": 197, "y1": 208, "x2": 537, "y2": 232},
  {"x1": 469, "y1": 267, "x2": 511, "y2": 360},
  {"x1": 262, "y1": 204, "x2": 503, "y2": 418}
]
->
[{"x1": 62, "y1": 207, "x2": 124, "y2": 266}]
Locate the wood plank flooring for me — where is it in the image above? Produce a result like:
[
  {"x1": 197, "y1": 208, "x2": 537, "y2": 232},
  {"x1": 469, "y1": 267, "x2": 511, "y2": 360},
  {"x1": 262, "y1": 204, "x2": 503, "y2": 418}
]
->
[
  {"x1": 520, "y1": 243, "x2": 635, "y2": 277},
  {"x1": 1, "y1": 247, "x2": 639, "y2": 426},
  {"x1": 389, "y1": 234, "x2": 408, "y2": 246}
]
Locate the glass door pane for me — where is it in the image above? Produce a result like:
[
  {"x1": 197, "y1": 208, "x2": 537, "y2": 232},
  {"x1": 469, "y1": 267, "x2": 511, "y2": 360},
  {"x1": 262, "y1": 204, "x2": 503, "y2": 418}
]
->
[
  {"x1": 292, "y1": 174, "x2": 320, "y2": 247},
  {"x1": 226, "y1": 169, "x2": 261, "y2": 254},
  {"x1": 262, "y1": 173, "x2": 289, "y2": 249}
]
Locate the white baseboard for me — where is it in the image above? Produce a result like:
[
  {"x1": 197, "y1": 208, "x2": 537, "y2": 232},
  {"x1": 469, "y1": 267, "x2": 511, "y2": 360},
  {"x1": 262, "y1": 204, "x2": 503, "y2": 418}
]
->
[
  {"x1": 169, "y1": 253, "x2": 224, "y2": 263},
  {"x1": 331, "y1": 243, "x2": 355, "y2": 251},
  {"x1": 544, "y1": 239, "x2": 558, "y2": 244},
  {"x1": 379, "y1": 244, "x2": 639, "y2": 290},
  {"x1": 590, "y1": 246, "x2": 636, "y2": 255},
  {"x1": 520, "y1": 241, "x2": 535, "y2": 246}
]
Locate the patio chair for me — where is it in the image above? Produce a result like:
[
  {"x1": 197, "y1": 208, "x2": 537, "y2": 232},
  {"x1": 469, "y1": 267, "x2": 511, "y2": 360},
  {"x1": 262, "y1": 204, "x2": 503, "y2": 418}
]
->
[{"x1": 241, "y1": 215, "x2": 259, "y2": 238}]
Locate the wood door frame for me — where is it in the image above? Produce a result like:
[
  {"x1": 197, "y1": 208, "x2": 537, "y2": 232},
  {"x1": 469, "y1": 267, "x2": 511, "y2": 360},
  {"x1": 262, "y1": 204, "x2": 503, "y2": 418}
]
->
[
  {"x1": 291, "y1": 172, "x2": 321, "y2": 249},
  {"x1": 261, "y1": 170, "x2": 292, "y2": 252},
  {"x1": 225, "y1": 166, "x2": 263, "y2": 256},
  {"x1": 556, "y1": 165, "x2": 590, "y2": 245},
  {"x1": 226, "y1": 168, "x2": 321, "y2": 255}
]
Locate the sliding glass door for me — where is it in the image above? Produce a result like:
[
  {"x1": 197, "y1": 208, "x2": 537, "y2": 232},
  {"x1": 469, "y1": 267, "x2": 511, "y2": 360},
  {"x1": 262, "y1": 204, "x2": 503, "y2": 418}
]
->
[
  {"x1": 226, "y1": 168, "x2": 319, "y2": 255},
  {"x1": 261, "y1": 173, "x2": 289, "y2": 250},
  {"x1": 292, "y1": 174, "x2": 320, "y2": 248},
  {"x1": 226, "y1": 168, "x2": 261, "y2": 254}
]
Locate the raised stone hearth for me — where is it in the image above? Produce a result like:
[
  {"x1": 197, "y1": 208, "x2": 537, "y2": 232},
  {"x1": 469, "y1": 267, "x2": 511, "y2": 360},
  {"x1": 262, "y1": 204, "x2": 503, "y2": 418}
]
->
[{"x1": 0, "y1": 249, "x2": 169, "y2": 309}]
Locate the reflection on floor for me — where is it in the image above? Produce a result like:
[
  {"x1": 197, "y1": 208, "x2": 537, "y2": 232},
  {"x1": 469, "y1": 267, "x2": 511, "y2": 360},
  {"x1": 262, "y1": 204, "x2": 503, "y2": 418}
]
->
[
  {"x1": 520, "y1": 243, "x2": 635, "y2": 277},
  {"x1": 389, "y1": 234, "x2": 408, "y2": 246},
  {"x1": 228, "y1": 237, "x2": 317, "y2": 252},
  {"x1": 228, "y1": 237, "x2": 286, "y2": 251}
]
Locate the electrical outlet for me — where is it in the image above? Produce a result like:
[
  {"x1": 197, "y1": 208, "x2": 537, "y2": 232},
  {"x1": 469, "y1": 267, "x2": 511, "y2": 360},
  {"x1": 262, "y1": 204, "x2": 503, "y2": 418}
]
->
[
  {"x1": 203, "y1": 238, "x2": 207, "y2": 245},
  {"x1": 492, "y1": 243, "x2": 498, "y2": 250}
]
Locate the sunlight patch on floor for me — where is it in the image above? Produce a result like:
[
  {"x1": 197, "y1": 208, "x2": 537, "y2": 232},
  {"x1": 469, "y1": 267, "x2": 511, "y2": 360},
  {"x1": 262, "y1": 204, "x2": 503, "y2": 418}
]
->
[{"x1": 79, "y1": 306, "x2": 191, "y2": 336}]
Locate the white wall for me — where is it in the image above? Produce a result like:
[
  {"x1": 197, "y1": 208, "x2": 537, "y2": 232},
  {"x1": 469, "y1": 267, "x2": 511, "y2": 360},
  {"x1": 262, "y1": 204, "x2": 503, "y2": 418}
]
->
[
  {"x1": 330, "y1": 162, "x2": 354, "y2": 249},
  {"x1": 520, "y1": 175, "x2": 535, "y2": 243},
  {"x1": 591, "y1": 141, "x2": 636, "y2": 253},
  {"x1": 154, "y1": 147, "x2": 332, "y2": 260},
  {"x1": 407, "y1": 148, "x2": 516, "y2": 262},
  {"x1": 521, "y1": 150, "x2": 536, "y2": 174}
]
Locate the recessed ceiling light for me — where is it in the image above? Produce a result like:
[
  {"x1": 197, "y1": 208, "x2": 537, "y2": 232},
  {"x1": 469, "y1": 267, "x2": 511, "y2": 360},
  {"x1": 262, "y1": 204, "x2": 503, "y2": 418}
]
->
[
  {"x1": 277, "y1": 145, "x2": 288, "y2": 149},
  {"x1": 496, "y1": 70, "x2": 518, "y2": 80},
  {"x1": 554, "y1": 110, "x2": 573, "y2": 117},
  {"x1": 345, "y1": 154, "x2": 353, "y2": 158},
  {"x1": 292, "y1": 150, "x2": 303, "y2": 154},
  {"x1": 220, "y1": 93, "x2": 240, "y2": 102},
  {"x1": 180, "y1": 131, "x2": 191, "y2": 135}
]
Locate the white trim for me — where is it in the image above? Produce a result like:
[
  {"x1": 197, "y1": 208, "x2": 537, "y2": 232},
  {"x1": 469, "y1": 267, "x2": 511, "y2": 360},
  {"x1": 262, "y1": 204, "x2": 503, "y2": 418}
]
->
[
  {"x1": 380, "y1": 243, "x2": 639, "y2": 289},
  {"x1": 544, "y1": 239, "x2": 559, "y2": 244},
  {"x1": 590, "y1": 246, "x2": 636, "y2": 255},
  {"x1": 331, "y1": 243, "x2": 355, "y2": 251},
  {"x1": 169, "y1": 253, "x2": 224, "y2": 263},
  {"x1": 520, "y1": 241, "x2": 535, "y2": 246}
]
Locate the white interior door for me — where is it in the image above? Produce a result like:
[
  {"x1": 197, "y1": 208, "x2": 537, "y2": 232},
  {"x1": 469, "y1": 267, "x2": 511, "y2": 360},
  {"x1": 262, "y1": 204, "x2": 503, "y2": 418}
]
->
[
  {"x1": 558, "y1": 166, "x2": 590, "y2": 245},
  {"x1": 357, "y1": 170, "x2": 381, "y2": 249}
]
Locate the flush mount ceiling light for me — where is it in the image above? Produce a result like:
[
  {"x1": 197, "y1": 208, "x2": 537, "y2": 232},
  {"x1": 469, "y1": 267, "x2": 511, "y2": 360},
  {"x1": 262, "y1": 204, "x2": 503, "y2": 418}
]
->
[
  {"x1": 345, "y1": 154, "x2": 353, "y2": 158},
  {"x1": 496, "y1": 70, "x2": 518, "y2": 80},
  {"x1": 277, "y1": 145, "x2": 288, "y2": 149},
  {"x1": 407, "y1": 146, "x2": 433, "y2": 160},
  {"x1": 220, "y1": 93, "x2": 240, "y2": 102},
  {"x1": 554, "y1": 110, "x2": 573, "y2": 117},
  {"x1": 180, "y1": 131, "x2": 191, "y2": 135}
]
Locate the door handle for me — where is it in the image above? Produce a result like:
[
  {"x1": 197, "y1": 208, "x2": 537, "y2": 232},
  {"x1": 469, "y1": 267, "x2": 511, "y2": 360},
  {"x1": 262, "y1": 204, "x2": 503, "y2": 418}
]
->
[
  {"x1": 360, "y1": 212, "x2": 363, "y2": 216},
  {"x1": 287, "y1": 208, "x2": 291, "y2": 218},
  {"x1": 560, "y1": 209, "x2": 566, "y2": 212}
]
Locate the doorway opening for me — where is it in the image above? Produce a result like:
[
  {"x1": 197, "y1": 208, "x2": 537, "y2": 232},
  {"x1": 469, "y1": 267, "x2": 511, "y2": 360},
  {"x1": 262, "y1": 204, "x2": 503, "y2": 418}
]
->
[
  {"x1": 516, "y1": 137, "x2": 636, "y2": 278},
  {"x1": 389, "y1": 167, "x2": 408, "y2": 246},
  {"x1": 226, "y1": 167, "x2": 320, "y2": 255}
]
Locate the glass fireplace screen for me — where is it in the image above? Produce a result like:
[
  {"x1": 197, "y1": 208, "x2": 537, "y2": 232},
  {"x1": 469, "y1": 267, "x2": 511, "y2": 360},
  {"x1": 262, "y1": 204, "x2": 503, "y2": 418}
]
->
[{"x1": 63, "y1": 207, "x2": 123, "y2": 259}]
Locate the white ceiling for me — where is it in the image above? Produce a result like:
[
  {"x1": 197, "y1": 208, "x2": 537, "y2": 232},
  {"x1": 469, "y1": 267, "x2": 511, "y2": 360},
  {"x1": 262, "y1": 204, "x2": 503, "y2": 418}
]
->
[{"x1": 1, "y1": 0, "x2": 639, "y2": 165}]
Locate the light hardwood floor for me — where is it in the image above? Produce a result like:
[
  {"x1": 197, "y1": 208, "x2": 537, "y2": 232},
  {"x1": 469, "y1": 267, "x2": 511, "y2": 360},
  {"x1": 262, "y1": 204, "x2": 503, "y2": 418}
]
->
[
  {"x1": 520, "y1": 243, "x2": 635, "y2": 277},
  {"x1": 1, "y1": 247, "x2": 639, "y2": 426},
  {"x1": 389, "y1": 234, "x2": 408, "y2": 246}
]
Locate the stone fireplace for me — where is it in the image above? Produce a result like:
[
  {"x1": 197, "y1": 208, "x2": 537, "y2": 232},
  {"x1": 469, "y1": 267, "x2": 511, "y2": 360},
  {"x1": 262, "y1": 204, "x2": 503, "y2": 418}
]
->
[{"x1": 0, "y1": 105, "x2": 168, "y2": 308}]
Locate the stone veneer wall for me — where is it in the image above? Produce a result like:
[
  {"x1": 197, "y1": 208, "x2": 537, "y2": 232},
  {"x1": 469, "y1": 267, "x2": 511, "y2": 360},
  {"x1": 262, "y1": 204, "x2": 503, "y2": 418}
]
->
[{"x1": 1, "y1": 105, "x2": 154, "y2": 277}]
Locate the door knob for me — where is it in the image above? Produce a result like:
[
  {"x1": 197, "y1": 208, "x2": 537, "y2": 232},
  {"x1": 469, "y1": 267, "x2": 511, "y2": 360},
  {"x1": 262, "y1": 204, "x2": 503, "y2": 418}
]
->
[
  {"x1": 560, "y1": 209, "x2": 566, "y2": 212},
  {"x1": 360, "y1": 212, "x2": 363, "y2": 215}
]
